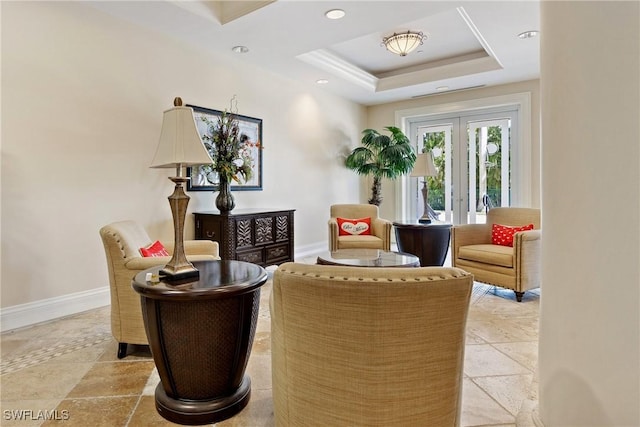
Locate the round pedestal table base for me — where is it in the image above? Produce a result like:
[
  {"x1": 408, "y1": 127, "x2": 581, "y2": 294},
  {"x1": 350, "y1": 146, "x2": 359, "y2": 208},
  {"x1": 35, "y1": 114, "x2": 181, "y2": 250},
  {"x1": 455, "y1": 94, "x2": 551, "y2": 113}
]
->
[{"x1": 155, "y1": 376, "x2": 251, "y2": 425}]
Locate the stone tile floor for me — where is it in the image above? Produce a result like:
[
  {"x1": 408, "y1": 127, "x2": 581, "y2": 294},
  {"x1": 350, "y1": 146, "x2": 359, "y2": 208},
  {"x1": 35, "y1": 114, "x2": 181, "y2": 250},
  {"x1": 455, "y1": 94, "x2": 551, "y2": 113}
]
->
[{"x1": 1, "y1": 267, "x2": 539, "y2": 426}]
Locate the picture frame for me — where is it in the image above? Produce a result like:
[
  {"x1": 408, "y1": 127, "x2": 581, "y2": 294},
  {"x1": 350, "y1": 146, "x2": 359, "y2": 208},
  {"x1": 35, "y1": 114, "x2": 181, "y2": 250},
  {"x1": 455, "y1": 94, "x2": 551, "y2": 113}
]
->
[{"x1": 186, "y1": 104, "x2": 263, "y2": 191}]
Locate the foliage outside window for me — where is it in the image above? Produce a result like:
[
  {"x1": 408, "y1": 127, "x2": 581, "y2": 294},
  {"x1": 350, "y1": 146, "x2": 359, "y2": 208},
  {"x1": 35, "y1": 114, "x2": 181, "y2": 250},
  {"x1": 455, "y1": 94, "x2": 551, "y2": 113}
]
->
[{"x1": 422, "y1": 125, "x2": 508, "y2": 211}]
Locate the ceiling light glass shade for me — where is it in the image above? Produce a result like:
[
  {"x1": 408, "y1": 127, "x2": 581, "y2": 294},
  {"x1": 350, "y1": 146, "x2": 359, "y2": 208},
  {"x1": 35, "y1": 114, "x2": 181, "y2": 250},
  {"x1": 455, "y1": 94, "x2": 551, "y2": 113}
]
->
[
  {"x1": 411, "y1": 152, "x2": 437, "y2": 177},
  {"x1": 382, "y1": 31, "x2": 425, "y2": 56},
  {"x1": 151, "y1": 102, "x2": 212, "y2": 169}
]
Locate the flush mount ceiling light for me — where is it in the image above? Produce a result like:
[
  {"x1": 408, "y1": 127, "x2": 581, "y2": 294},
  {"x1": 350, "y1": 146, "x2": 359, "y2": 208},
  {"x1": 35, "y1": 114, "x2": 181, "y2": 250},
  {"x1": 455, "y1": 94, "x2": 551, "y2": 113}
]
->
[
  {"x1": 382, "y1": 31, "x2": 426, "y2": 56},
  {"x1": 325, "y1": 9, "x2": 345, "y2": 19},
  {"x1": 518, "y1": 30, "x2": 539, "y2": 39}
]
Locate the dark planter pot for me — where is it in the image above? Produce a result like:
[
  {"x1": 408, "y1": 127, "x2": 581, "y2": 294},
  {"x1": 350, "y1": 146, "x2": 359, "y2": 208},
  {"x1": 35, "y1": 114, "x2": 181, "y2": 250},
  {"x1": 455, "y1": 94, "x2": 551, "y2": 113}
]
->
[
  {"x1": 393, "y1": 220, "x2": 452, "y2": 266},
  {"x1": 132, "y1": 260, "x2": 268, "y2": 425}
]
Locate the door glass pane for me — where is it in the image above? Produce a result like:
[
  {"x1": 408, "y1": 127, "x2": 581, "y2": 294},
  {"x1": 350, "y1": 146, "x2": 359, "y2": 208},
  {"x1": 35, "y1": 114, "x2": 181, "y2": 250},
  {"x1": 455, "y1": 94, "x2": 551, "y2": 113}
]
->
[
  {"x1": 467, "y1": 119, "x2": 511, "y2": 224},
  {"x1": 417, "y1": 125, "x2": 452, "y2": 223}
]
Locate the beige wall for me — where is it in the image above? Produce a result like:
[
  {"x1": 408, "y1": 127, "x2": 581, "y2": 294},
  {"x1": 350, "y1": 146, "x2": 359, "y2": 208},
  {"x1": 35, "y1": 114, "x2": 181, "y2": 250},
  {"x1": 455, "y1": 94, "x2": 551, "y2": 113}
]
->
[
  {"x1": 0, "y1": 2, "x2": 365, "y2": 308},
  {"x1": 539, "y1": 1, "x2": 639, "y2": 425},
  {"x1": 366, "y1": 80, "x2": 541, "y2": 222}
]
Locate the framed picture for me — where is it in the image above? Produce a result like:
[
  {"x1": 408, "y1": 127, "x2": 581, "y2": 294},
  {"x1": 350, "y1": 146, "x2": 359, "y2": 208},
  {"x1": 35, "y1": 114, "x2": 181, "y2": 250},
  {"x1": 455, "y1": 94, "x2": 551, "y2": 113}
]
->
[{"x1": 186, "y1": 104, "x2": 263, "y2": 191}]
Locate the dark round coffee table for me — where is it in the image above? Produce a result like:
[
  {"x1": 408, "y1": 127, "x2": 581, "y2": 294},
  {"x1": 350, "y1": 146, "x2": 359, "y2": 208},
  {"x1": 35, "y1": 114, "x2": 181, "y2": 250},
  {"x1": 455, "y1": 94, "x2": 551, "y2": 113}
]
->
[
  {"x1": 317, "y1": 249, "x2": 420, "y2": 267},
  {"x1": 132, "y1": 260, "x2": 268, "y2": 425}
]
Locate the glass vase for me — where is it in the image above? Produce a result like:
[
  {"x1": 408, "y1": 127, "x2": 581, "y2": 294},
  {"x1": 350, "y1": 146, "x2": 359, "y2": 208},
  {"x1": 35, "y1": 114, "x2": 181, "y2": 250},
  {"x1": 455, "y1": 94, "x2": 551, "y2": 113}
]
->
[{"x1": 215, "y1": 175, "x2": 235, "y2": 213}]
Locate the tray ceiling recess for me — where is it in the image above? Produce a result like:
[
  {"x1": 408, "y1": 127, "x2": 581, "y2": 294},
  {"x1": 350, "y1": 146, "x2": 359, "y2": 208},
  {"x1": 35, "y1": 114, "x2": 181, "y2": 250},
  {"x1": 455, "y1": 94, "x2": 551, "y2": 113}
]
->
[{"x1": 298, "y1": 7, "x2": 502, "y2": 94}]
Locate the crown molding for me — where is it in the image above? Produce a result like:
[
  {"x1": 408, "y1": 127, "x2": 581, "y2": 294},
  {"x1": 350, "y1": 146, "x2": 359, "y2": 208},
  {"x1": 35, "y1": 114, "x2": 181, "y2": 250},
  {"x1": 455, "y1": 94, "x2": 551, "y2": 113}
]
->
[{"x1": 297, "y1": 49, "x2": 378, "y2": 92}]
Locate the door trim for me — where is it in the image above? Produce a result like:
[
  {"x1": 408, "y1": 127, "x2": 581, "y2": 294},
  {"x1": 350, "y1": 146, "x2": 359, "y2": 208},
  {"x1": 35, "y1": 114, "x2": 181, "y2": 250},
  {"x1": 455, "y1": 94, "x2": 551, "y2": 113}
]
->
[{"x1": 394, "y1": 92, "x2": 532, "y2": 222}]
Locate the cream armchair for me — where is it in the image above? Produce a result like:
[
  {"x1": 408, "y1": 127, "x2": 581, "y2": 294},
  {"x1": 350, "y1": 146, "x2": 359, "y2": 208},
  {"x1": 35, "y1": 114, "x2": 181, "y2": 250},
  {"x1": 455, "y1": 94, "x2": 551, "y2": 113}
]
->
[
  {"x1": 328, "y1": 203, "x2": 391, "y2": 251},
  {"x1": 452, "y1": 207, "x2": 541, "y2": 302},
  {"x1": 99, "y1": 220, "x2": 219, "y2": 358},
  {"x1": 271, "y1": 262, "x2": 473, "y2": 426}
]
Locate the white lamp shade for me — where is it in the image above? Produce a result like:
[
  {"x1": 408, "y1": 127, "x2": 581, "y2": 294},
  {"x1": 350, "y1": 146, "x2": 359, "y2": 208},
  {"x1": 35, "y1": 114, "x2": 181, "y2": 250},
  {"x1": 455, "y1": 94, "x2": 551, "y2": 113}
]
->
[
  {"x1": 410, "y1": 152, "x2": 437, "y2": 177},
  {"x1": 150, "y1": 106, "x2": 212, "y2": 168}
]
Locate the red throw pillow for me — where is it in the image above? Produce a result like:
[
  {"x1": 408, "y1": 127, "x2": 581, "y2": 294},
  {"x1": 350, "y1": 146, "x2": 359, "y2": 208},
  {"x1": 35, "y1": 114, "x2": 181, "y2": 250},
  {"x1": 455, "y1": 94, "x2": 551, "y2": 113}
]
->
[
  {"x1": 337, "y1": 217, "x2": 372, "y2": 236},
  {"x1": 140, "y1": 240, "x2": 169, "y2": 257},
  {"x1": 491, "y1": 223, "x2": 534, "y2": 247}
]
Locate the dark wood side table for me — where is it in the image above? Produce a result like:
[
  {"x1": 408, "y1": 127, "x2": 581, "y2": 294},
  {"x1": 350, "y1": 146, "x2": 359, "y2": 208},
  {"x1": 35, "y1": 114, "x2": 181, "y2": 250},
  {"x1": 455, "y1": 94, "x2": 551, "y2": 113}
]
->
[
  {"x1": 392, "y1": 220, "x2": 452, "y2": 266},
  {"x1": 132, "y1": 260, "x2": 268, "y2": 425},
  {"x1": 194, "y1": 209, "x2": 295, "y2": 267}
]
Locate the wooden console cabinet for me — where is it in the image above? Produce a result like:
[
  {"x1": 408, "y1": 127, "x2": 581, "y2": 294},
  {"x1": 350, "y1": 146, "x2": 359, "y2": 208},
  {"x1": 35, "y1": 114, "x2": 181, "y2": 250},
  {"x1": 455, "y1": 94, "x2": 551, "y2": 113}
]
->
[{"x1": 194, "y1": 209, "x2": 295, "y2": 267}]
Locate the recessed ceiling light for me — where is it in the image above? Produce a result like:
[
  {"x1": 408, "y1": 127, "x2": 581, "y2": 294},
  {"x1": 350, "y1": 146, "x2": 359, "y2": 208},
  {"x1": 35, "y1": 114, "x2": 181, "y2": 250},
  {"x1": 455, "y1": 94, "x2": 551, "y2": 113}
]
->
[
  {"x1": 232, "y1": 45, "x2": 249, "y2": 53},
  {"x1": 436, "y1": 86, "x2": 449, "y2": 91},
  {"x1": 518, "y1": 30, "x2": 539, "y2": 39},
  {"x1": 325, "y1": 9, "x2": 345, "y2": 20},
  {"x1": 316, "y1": 79, "x2": 329, "y2": 84}
]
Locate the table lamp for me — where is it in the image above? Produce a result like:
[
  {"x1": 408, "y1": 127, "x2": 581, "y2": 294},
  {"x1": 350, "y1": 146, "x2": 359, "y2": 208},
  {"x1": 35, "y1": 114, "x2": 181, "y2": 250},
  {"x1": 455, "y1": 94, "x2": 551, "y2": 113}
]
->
[
  {"x1": 410, "y1": 151, "x2": 438, "y2": 223},
  {"x1": 150, "y1": 97, "x2": 212, "y2": 280}
]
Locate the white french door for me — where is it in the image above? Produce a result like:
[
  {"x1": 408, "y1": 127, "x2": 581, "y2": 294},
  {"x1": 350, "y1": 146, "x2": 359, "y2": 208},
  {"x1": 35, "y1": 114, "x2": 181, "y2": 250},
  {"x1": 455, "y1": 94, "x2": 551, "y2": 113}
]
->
[
  {"x1": 408, "y1": 108, "x2": 519, "y2": 225},
  {"x1": 409, "y1": 118, "x2": 458, "y2": 224}
]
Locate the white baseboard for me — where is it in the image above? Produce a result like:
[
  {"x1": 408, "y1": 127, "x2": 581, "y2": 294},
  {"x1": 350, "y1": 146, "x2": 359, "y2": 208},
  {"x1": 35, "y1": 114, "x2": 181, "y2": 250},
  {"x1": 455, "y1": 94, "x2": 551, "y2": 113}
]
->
[
  {"x1": 294, "y1": 241, "x2": 327, "y2": 261},
  {"x1": 0, "y1": 242, "x2": 327, "y2": 332},
  {"x1": 532, "y1": 404, "x2": 545, "y2": 427},
  {"x1": 0, "y1": 287, "x2": 110, "y2": 333}
]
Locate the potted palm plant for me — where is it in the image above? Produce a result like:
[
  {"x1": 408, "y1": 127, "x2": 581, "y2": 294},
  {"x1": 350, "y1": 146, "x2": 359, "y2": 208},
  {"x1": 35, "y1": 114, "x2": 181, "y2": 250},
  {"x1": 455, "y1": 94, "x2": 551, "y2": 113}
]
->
[{"x1": 346, "y1": 126, "x2": 416, "y2": 205}]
